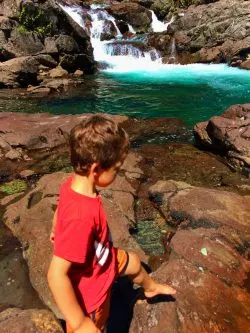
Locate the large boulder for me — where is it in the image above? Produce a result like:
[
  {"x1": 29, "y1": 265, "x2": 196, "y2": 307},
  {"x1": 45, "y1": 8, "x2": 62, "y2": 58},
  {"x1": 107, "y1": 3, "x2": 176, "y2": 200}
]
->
[
  {"x1": 194, "y1": 104, "x2": 250, "y2": 175},
  {"x1": 0, "y1": 56, "x2": 39, "y2": 87},
  {"x1": 2, "y1": 154, "x2": 147, "y2": 316},
  {"x1": 171, "y1": 0, "x2": 250, "y2": 66},
  {"x1": 2, "y1": 28, "x2": 45, "y2": 59},
  {"x1": 108, "y1": 3, "x2": 152, "y2": 33}
]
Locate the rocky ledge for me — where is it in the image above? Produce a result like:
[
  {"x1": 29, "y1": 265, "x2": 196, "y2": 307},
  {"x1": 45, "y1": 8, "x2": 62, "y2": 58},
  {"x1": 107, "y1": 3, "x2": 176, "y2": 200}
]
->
[
  {"x1": 0, "y1": 108, "x2": 249, "y2": 332},
  {"x1": 194, "y1": 103, "x2": 250, "y2": 175}
]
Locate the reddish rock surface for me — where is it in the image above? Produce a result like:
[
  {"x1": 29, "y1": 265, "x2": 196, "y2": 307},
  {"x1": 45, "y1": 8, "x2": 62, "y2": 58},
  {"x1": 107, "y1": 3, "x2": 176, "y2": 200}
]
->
[
  {"x1": 194, "y1": 104, "x2": 250, "y2": 174},
  {"x1": 130, "y1": 179, "x2": 250, "y2": 333}
]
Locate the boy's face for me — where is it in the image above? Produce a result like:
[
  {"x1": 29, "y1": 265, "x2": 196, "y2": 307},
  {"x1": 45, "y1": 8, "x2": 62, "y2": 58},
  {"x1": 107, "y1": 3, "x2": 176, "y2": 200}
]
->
[{"x1": 95, "y1": 159, "x2": 124, "y2": 188}]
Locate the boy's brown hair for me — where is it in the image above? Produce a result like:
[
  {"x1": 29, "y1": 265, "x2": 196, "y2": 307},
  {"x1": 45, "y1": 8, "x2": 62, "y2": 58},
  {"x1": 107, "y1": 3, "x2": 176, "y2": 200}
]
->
[{"x1": 69, "y1": 114, "x2": 129, "y2": 175}]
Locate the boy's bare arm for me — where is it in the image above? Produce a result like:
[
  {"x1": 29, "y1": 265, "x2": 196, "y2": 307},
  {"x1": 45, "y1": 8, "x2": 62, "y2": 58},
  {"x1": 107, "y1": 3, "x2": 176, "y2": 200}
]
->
[
  {"x1": 47, "y1": 256, "x2": 101, "y2": 333},
  {"x1": 50, "y1": 209, "x2": 58, "y2": 242}
]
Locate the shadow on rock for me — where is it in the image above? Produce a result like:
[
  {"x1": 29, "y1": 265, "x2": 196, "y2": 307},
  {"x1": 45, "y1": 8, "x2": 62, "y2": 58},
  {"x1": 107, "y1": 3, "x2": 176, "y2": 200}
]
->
[{"x1": 107, "y1": 274, "x2": 176, "y2": 333}]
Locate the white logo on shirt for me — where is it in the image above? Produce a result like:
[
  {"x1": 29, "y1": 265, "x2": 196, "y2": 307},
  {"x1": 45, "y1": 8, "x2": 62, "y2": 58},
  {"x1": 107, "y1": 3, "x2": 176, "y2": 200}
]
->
[{"x1": 94, "y1": 241, "x2": 109, "y2": 266}]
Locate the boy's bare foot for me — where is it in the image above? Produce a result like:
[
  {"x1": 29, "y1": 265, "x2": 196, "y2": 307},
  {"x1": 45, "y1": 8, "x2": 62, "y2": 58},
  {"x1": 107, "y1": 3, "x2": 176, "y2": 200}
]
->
[{"x1": 144, "y1": 283, "x2": 176, "y2": 298}]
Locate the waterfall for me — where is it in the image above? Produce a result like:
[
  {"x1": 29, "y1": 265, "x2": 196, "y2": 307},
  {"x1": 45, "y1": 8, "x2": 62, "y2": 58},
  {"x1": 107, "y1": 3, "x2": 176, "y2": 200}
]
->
[
  {"x1": 59, "y1": 3, "x2": 164, "y2": 71},
  {"x1": 168, "y1": 38, "x2": 177, "y2": 63},
  {"x1": 150, "y1": 10, "x2": 174, "y2": 33},
  {"x1": 59, "y1": 4, "x2": 86, "y2": 29},
  {"x1": 128, "y1": 24, "x2": 136, "y2": 34}
]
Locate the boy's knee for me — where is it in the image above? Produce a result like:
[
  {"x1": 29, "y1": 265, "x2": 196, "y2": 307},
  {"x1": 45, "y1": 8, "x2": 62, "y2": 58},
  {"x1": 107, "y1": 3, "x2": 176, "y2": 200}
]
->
[{"x1": 127, "y1": 251, "x2": 141, "y2": 275}]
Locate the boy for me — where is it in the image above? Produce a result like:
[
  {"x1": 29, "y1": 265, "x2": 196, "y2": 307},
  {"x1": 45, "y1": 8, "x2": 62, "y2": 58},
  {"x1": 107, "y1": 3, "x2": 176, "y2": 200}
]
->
[{"x1": 47, "y1": 115, "x2": 176, "y2": 333}]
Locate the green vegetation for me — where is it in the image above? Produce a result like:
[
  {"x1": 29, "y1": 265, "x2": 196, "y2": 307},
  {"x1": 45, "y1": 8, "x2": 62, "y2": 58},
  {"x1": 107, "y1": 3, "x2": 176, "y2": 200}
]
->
[
  {"x1": 0, "y1": 180, "x2": 27, "y2": 195},
  {"x1": 18, "y1": 5, "x2": 54, "y2": 36},
  {"x1": 170, "y1": 0, "x2": 202, "y2": 8}
]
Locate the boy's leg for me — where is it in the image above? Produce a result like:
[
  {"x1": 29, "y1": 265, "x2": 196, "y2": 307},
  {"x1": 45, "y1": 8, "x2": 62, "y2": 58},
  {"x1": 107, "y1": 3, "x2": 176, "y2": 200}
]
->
[{"x1": 123, "y1": 252, "x2": 176, "y2": 297}]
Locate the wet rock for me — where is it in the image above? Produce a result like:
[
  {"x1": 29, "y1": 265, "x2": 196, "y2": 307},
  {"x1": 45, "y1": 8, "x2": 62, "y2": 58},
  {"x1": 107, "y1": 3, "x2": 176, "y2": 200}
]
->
[
  {"x1": 116, "y1": 20, "x2": 129, "y2": 35},
  {"x1": 0, "y1": 308, "x2": 63, "y2": 333},
  {"x1": 150, "y1": 0, "x2": 171, "y2": 20},
  {"x1": 42, "y1": 77, "x2": 77, "y2": 92},
  {"x1": 0, "y1": 56, "x2": 39, "y2": 88},
  {"x1": 108, "y1": 3, "x2": 152, "y2": 33},
  {"x1": 26, "y1": 85, "x2": 51, "y2": 97},
  {"x1": 122, "y1": 117, "x2": 191, "y2": 147},
  {"x1": 147, "y1": 32, "x2": 172, "y2": 53},
  {"x1": 100, "y1": 19, "x2": 117, "y2": 41},
  {"x1": 59, "y1": 53, "x2": 96, "y2": 73},
  {"x1": 240, "y1": 59, "x2": 250, "y2": 70},
  {"x1": 194, "y1": 104, "x2": 250, "y2": 174}
]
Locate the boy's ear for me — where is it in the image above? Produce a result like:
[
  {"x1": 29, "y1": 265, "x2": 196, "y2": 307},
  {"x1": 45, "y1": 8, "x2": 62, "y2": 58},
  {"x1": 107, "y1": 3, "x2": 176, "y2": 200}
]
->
[{"x1": 90, "y1": 163, "x2": 101, "y2": 176}]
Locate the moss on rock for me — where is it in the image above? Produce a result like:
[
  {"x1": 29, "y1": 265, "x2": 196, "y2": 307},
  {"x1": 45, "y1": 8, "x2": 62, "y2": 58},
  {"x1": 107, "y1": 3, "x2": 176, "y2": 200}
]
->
[{"x1": 0, "y1": 179, "x2": 27, "y2": 195}]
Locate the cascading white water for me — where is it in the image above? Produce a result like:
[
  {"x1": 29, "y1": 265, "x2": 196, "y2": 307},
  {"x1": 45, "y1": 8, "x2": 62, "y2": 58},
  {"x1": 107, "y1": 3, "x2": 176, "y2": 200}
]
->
[
  {"x1": 59, "y1": 3, "x2": 170, "y2": 71},
  {"x1": 150, "y1": 10, "x2": 174, "y2": 33}
]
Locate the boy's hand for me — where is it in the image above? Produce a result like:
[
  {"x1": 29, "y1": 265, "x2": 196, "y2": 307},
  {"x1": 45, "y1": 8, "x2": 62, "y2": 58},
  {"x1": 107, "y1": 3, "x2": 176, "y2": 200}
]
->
[{"x1": 75, "y1": 317, "x2": 101, "y2": 333}]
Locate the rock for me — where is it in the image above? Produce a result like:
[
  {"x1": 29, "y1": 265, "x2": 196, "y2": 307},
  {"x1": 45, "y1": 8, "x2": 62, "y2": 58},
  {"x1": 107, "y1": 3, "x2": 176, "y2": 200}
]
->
[
  {"x1": 171, "y1": 0, "x2": 250, "y2": 66},
  {"x1": 195, "y1": 46, "x2": 224, "y2": 63},
  {"x1": 5, "y1": 149, "x2": 22, "y2": 160},
  {"x1": 150, "y1": 0, "x2": 171, "y2": 20},
  {"x1": 0, "y1": 0, "x2": 21, "y2": 19},
  {"x1": 59, "y1": 53, "x2": 96, "y2": 73},
  {"x1": 194, "y1": 104, "x2": 250, "y2": 173},
  {"x1": 130, "y1": 179, "x2": 250, "y2": 333},
  {"x1": 0, "y1": 308, "x2": 63, "y2": 333},
  {"x1": 108, "y1": 3, "x2": 152, "y2": 33},
  {"x1": 44, "y1": 37, "x2": 58, "y2": 55},
  {"x1": 100, "y1": 20, "x2": 117, "y2": 41},
  {"x1": 147, "y1": 32, "x2": 172, "y2": 53},
  {"x1": 19, "y1": 169, "x2": 35, "y2": 178},
  {"x1": 0, "y1": 112, "x2": 128, "y2": 165},
  {"x1": 55, "y1": 34, "x2": 79, "y2": 54},
  {"x1": 2, "y1": 29, "x2": 45, "y2": 59},
  {"x1": 0, "y1": 56, "x2": 39, "y2": 88},
  {"x1": 73, "y1": 69, "x2": 84, "y2": 76},
  {"x1": 49, "y1": 65, "x2": 68, "y2": 78},
  {"x1": 34, "y1": 54, "x2": 58, "y2": 68},
  {"x1": 240, "y1": 59, "x2": 250, "y2": 70},
  {"x1": 2, "y1": 161, "x2": 147, "y2": 316},
  {"x1": 43, "y1": 78, "x2": 75, "y2": 92},
  {"x1": 116, "y1": 20, "x2": 129, "y2": 35},
  {"x1": 0, "y1": 15, "x2": 17, "y2": 31},
  {"x1": 26, "y1": 85, "x2": 51, "y2": 97}
]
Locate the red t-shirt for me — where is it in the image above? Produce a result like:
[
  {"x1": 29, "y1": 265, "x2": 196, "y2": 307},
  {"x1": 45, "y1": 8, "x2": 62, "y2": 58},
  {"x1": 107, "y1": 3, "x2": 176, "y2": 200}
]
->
[{"x1": 54, "y1": 176, "x2": 117, "y2": 313}]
